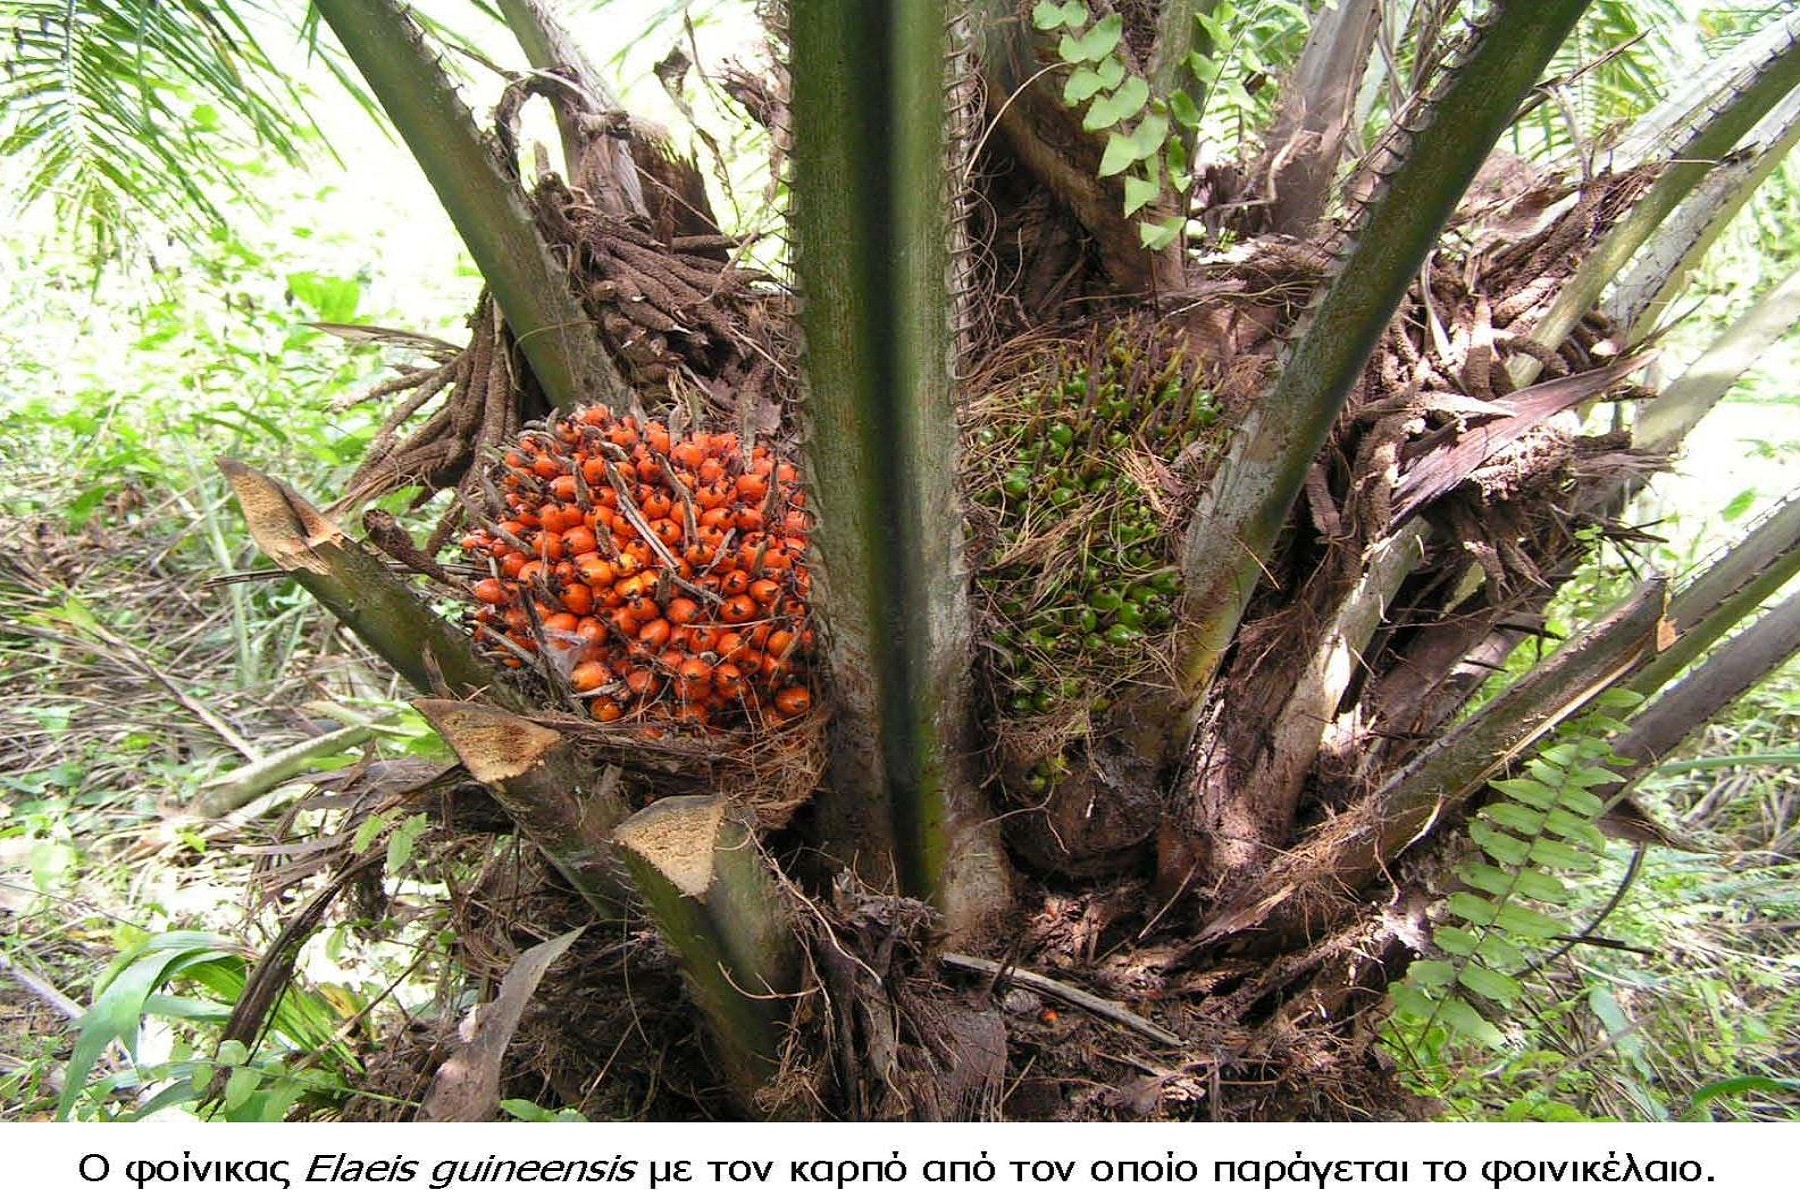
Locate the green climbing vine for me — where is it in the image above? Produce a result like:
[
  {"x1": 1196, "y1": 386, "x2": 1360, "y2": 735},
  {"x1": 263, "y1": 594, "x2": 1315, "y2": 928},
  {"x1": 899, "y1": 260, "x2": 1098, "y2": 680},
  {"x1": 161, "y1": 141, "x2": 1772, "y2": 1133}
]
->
[
  {"x1": 1384, "y1": 691, "x2": 1643, "y2": 1096},
  {"x1": 1031, "y1": 0, "x2": 1202, "y2": 250},
  {"x1": 1031, "y1": 1, "x2": 1308, "y2": 251}
]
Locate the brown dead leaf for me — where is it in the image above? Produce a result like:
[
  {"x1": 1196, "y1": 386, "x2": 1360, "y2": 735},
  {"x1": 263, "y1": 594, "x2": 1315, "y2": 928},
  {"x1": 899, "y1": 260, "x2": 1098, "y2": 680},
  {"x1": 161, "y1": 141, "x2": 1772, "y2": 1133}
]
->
[{"x1": 419, "y1": 927, "x2": 585, "y2": 1122}]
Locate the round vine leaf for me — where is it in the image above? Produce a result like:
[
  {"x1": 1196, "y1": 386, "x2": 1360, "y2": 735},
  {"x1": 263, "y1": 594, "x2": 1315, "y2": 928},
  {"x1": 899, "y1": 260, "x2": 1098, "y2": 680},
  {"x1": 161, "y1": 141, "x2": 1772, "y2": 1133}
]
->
[
  {"x1": 1059, "y1": 14, "x2": 1124, "y2": 63},
  {"x1": 1169, "y1": 88, "x2": 1202, "y2": 128},
  {"x1": 1065, "y1": 66, "x2": 1110, "y2": 104},
  {"x1": 1123, "y1": 171, "x2": 1161, "y2": 216},
  {"x1": 1084, "y1": 74, "x2": 1149, "y2": 131}
]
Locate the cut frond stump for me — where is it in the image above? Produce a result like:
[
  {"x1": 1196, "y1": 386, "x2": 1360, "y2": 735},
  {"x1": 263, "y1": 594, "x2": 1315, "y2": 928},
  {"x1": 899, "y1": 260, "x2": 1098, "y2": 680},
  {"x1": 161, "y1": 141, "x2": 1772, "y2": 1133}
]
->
[
  {"x1": 219, "y1": 458, "x2": 507, "y2": 700},
  {"x1": 414, "y1": 699, "x2": 629, "y2": 914},
  {"x1": 611, "y1": 793, "x2": 798, "y2": 1115}
]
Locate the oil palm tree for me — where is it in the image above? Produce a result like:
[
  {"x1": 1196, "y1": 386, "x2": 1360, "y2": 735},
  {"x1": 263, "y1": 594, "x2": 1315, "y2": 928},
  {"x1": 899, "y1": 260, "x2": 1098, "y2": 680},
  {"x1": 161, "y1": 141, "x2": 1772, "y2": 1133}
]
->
[{"x1": 11, "y1": 0, "x2": 1800, "y2": 1120}]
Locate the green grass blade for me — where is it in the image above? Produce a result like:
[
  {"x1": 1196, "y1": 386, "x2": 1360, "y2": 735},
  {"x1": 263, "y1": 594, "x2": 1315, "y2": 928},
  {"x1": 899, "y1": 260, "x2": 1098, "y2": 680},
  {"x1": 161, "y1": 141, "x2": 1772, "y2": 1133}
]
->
[{"x1": 60, "y1": 934, "x2": 243, "y2": 1120}]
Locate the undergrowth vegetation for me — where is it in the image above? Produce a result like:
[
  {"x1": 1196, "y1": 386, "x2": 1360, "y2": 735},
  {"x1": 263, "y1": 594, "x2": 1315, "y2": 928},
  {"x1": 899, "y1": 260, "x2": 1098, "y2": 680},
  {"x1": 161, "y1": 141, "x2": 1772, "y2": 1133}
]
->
[
  {"x1": 0, "y1": 187, "x2": 471, "y2": 1119},
  {"x1": 1385, "y1": 662, "x2": 1800, "y2": 1121}
]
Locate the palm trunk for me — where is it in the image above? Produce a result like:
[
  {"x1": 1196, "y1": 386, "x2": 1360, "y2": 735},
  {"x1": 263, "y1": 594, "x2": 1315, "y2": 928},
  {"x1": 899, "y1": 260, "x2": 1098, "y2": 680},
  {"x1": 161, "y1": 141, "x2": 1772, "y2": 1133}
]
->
[{"x1": 789, "y1": 0, "x2": 1010, "y2": 934}]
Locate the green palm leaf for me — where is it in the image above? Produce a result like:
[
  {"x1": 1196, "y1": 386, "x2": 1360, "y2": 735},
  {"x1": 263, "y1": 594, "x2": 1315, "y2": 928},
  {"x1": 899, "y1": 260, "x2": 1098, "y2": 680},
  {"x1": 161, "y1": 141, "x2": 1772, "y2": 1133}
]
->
[{"x1": 0, "y1": 0, "x2": 329, "y2": 253}]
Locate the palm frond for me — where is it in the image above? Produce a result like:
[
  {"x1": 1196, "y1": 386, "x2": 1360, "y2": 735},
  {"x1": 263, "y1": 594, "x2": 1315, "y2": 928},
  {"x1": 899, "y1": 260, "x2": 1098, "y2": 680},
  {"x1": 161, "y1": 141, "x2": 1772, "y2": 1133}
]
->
[
  {"x1": 1177, "y1": 0, "x2": 1595, "y2": 695},
  {"x1": 1533, "y1": 0, "x2": 1686, "y2": 160},
  {"x1": 1519, "y1": 6, "x2": 1800, "y2": 385},
  {"x1": 0, "y1": 0, "x2": 324, "y2": 254},
  {"x1": 312, "y1": 0, "x2": 625, "y2": 412}
]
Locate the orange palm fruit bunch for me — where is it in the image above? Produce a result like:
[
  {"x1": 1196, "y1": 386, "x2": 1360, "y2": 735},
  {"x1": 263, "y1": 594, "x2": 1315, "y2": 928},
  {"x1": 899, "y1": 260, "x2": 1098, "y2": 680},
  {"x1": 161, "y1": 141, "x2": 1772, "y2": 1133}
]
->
[{"x1": 456, "y1": 405, "x2": 815, "y2": 732}]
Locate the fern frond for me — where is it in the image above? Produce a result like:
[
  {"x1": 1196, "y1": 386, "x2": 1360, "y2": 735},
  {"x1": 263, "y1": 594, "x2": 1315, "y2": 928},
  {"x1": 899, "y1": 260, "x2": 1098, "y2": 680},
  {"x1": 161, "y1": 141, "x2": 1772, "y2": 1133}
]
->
[{"x1": 1386, "y1": 698, "x2": 1639, "y2": 1079}]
